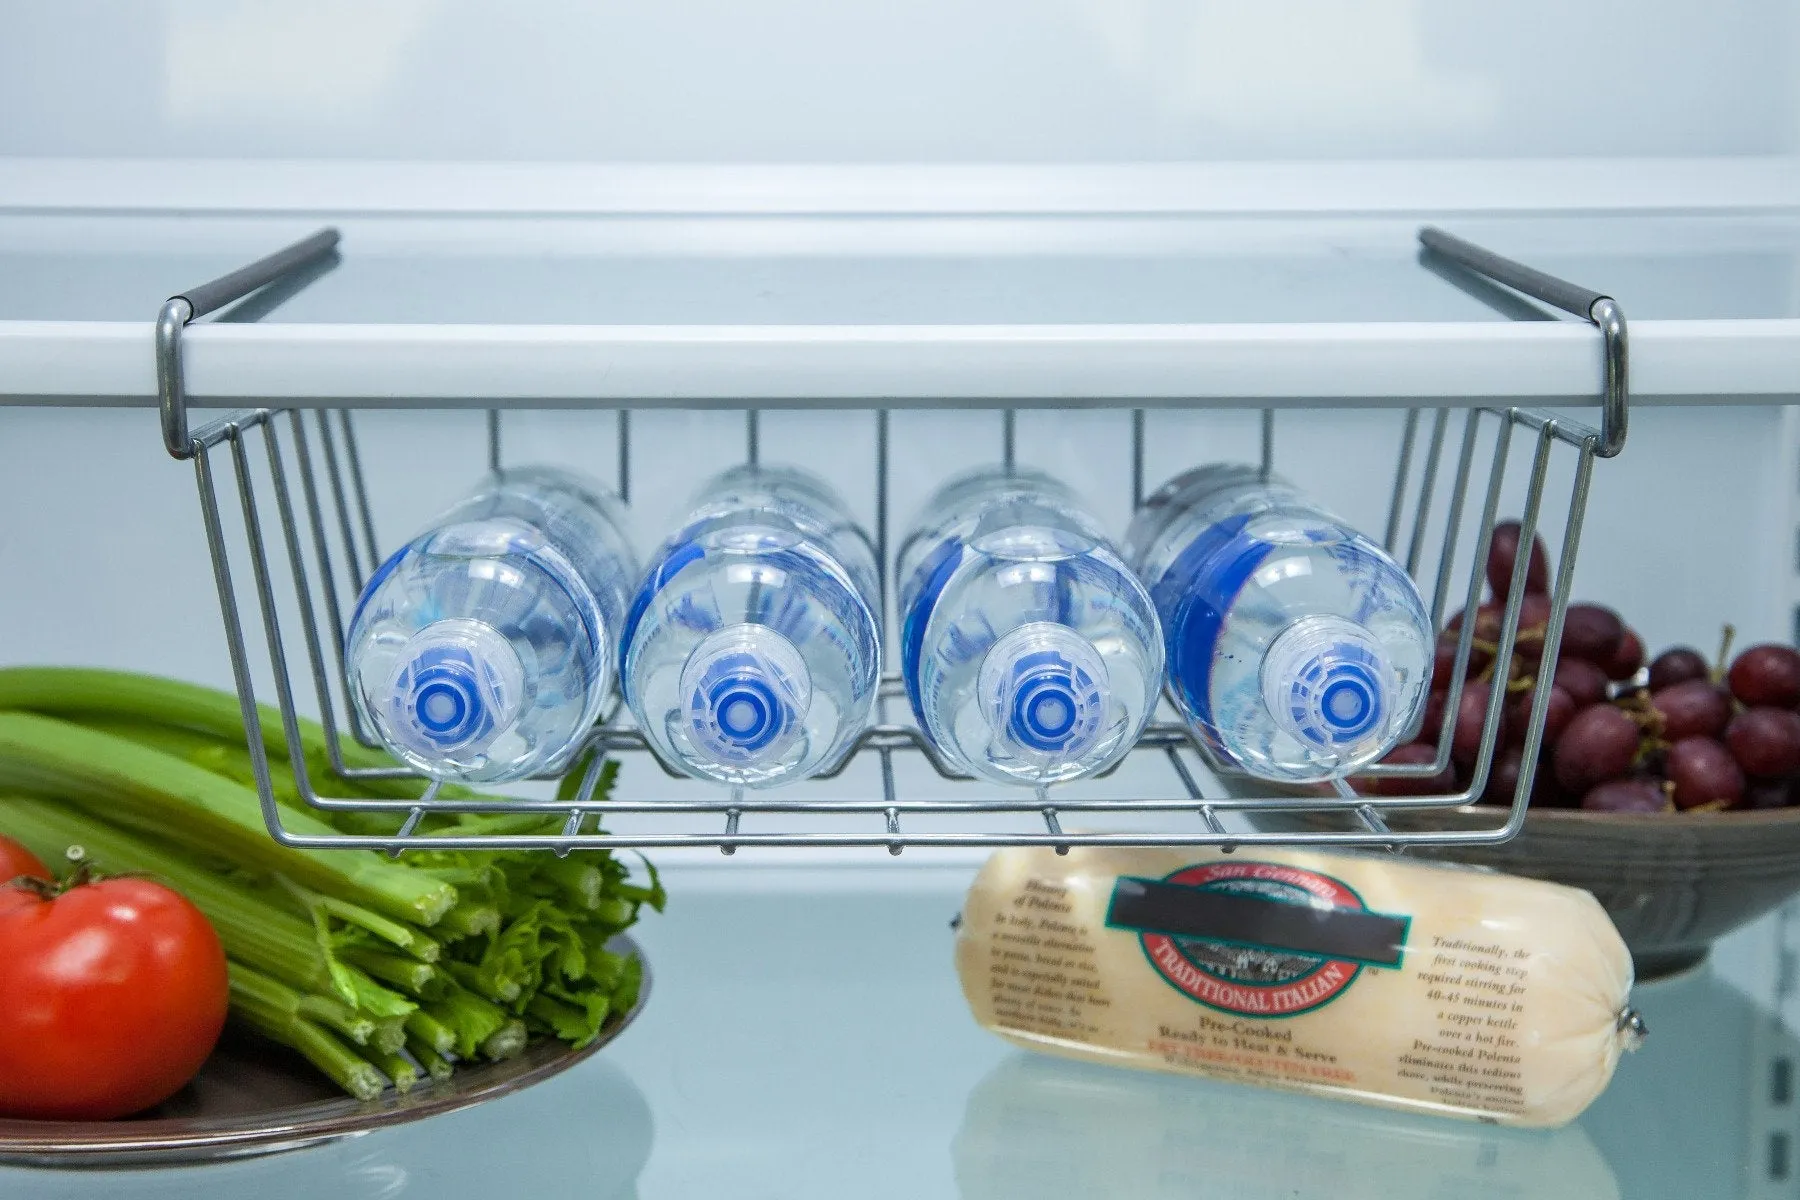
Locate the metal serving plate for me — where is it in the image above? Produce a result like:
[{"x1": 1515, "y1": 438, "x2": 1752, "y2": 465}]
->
[{"x1": 0, "y1": 935, "x2": 648, "y2": 1167}]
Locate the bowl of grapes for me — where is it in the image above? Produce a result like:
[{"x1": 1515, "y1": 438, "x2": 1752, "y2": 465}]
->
[{"x1": 1356, "y1": 522, "x2": 1800, "y2": 981}]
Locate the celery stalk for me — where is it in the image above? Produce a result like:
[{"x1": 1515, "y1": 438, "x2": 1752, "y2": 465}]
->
[
  {"x1": 438, "y1": 902, "x2": 502, "y2": 939},
  {"x1": 482, "y1": 1020, "x2": 529, "y2": 1062},
  {"x1": 0, "y1": 666, "x2": 452, "y2": 801},
  {"x1": 537, "y1": 857, "x2": 606, "y2": 910},
  {"x1": 407, "y1": 1036, "x2": 455, "y2": 1082},
  {"x1": 0, "y1": 796, "x2": 412, "y2": 1018},
  {"x1": 370, "y1": 1018, "x2": 409, "y2": 1056},
  {"x1": 0, "y1": 665, "x2": 390, "y2": 773},
  {"x1": 229, "y1": 975, "x2": 386, "y2": 1103},
  {"x1": 293, "y1": 994, "x2": 378, "y2": 1047},
  {"x1": 405, "y1": 1010, "x2": 458, "y2": 1058},
  {"x1": 443, "y1": 960, "x2": 522, "y2": 1005},
  {"x1": 344, "y1": 948, "x2": 451, "y2": 1000},
  {"x1": 276, "y1": 875, "x2": 441, "y2": 963},
  {"x1": 368, "y1": 1047, "x2": 419, "y2": 1094},
  {"x1": 0, "y1": 713, "x2": 456, "y2": 926}
]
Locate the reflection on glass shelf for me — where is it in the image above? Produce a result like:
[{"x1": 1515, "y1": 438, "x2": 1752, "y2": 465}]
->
[
  {"x1": 1582, "y1": 966, "x2": 1778, "y2": 1200},
  {"x1": 955, "y1": 1050, "x2": 1619, "y2": 1200},
  {"x1": 0, "y1": 1058, "x2": 653, "y2": 1200},
  {"x1": 954, "y1": 962, "x2": 1791, "y2": 1200}
]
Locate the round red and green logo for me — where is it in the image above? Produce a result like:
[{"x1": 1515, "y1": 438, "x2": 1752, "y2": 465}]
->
[{"x1": 1138, "y1": 861, "x2": 1367, "y2": 1018}]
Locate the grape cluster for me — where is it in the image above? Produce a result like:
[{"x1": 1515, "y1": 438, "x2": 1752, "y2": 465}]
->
[{"x1": 1361, "y1": 520, "x2": 1800, "y2": 813}]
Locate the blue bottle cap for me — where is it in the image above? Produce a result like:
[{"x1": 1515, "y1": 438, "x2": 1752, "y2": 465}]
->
[
  {"x1": 979, "y1": 623, "x2": 1109, "y2": 761},
  {"x1": 680, "y1": 625, "x2": 812, "y2": 767},
  {"x1": 1261, "y1": 616, "x2": 1391, "y2": 749},
  {"x1": 383, "y1": 619, "x2": 526, "y2": 763}
]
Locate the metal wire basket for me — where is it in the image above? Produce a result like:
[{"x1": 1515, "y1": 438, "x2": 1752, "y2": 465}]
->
[{"x1": 155, "y1": 226, "x2": 1626, "y2": 854}]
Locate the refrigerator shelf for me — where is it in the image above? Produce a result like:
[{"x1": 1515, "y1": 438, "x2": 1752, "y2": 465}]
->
[{"x1": 1, "y1": 168, "x2": 1798, "y2": 410}]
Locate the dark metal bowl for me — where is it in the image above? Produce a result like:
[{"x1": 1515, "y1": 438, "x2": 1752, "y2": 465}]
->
[{"x1": 1385, "y1": 808, "x2": 1800, "y2": 979}]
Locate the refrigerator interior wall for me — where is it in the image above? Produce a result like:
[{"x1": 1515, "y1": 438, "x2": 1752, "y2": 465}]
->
[{"x1": 1, "y1": 0, "x2": 1795, "y2": 162}]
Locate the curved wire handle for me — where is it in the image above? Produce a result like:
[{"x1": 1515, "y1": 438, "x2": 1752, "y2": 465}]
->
[
  {"x1": 1419, "y1": 226, "x2": 1628, "y2": 458},
  {"x1": 158, "y1": 228, "x2": 342, "y2": 460}
]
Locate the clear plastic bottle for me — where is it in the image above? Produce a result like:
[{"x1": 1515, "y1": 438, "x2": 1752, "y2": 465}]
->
[
  {"x1": 1124, "y1": 464, "x2": 1432, "y2": 783},
  {"x1": 346, "y1": 466, "x2": 638, "y2": 784},
  {"x1": 621, "y1": 464, "x2": 882, "y2": 788},
  {"x1": 897, "y1": 467, "x2": 1162, "y2": 788}
]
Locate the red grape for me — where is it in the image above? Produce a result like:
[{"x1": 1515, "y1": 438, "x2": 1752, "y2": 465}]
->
[
  {"x1": 1725, "y1": 708, "x2": 1800, "y2": 777},
  {"x1": 1727, "y1": 644, "x2": 1800, "y2": 709},
  {"x1": 1419, "y1": 688, "x2": 1448, "y2": 741},
  {"x1": 1581, "y1": 777, "x2": 1670, "y2": 814},
  {"x1": 1747, "y1": 778, "x2": 1795, "y2": 810},
  {"x1": 1359, "y1": 742, "x2": 1456, "y2": 797},
  {"x1": 1453, "y1": 680, "x2": 1507, "y2": 766},
  {"x1": 1506, "y1": 683, "x2": 1575, "y2": 748},
  {"x1": 1432, "y1": 633, "x2": 1490, "y2": 685},
  {"x1": 1666, "y1": 737, "x2": 1745, "y2": 810},
  {"x1": 1647, "y1": 646, "x2": 1709, "y2": 691},
  {"x1": 1486, "y1": 520, "x2": 1550, "y2": 597},
  {"x1": 1554, "y1": 704, "x2": 1641, "y2": 793},
  {"x1": 1433, "y1": 634, "x2": 1456, "y2": 681},
  {"x1": 1447, "y1": 594, "x2": 1549, "y2": 643},
  {"x1": 1650, "y1": 679, "x2": 1733, "y2": 741},
  {"x1": 1482, "y1": 743, "x2": 1522, "y2": 805},
  {"x1": 1560, "y1": 603, "x2": 1625, "y2": 666},
  {"x1": 1554, "y1": 658, "x2": 1610, "y2": 708},
  {"x1": 1607, "y1": 627, "x2": 1645, "y2": 682},
  {"x1": 1447, "y1": 602, "x2": 1498, "y2": 637},
  {"x1": 1481, "y1": 743, "x2": 1563, "y2": 806},
  {"x1": 1511, "y1": 594, "x2": 1555, "y2": 661}
]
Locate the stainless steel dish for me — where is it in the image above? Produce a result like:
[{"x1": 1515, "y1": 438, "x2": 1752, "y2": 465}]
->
[{"x1": 0, "y1": 935, "x2": 648, "y2": 1167}]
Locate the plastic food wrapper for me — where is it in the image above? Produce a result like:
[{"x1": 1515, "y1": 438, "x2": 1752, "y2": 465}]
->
[{"x1": 954, "y1": 845, "x2": 1644, "y2": 1127}]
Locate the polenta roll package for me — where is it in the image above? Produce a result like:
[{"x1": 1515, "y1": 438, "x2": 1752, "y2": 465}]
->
[{"x1": 954, "y1": 845, "x2": 1644, "y2": 1127}]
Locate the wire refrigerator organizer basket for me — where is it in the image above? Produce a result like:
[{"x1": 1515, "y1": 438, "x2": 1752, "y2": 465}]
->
[{"x1": 155, "y1": 226, "x2": 1627, "y2": 856}]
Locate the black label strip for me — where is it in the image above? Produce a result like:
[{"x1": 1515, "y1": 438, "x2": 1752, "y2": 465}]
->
[{"x1": 1107, "y1": 876, "x2": 1406, "y2": 968}]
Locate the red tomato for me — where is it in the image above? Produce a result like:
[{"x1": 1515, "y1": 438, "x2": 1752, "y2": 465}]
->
[
  {"x1": 0, "y1": 835, "x2": 47, "y2": 885},
  {"x1": 0, "y1": 874, "x2": 228, "y2": 1119},
  {"x1": 0, "y1": 836, "x2": 50, "y2": 917}
]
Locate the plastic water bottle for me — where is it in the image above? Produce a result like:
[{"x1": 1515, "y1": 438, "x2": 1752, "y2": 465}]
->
[
  {"x1": 621, "y1": 464, "x2": 882, "y2": 788},
  {"x1": 897, "y1": 467, "x2": 1162, "y2": 788},
  {"x1": 346, "y1": 466, "x2": 638, "y2": 784},
  {"x1": 1124, "y1": 464, "x2": 1432, "y2": 783}
]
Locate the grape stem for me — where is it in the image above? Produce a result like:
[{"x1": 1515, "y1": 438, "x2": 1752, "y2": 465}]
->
[{"x1": 1714, "y1": 624, "x2": 1737, "y2": 684}]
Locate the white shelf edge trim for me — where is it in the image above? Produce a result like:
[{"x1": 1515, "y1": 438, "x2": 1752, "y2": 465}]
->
[
  {"x1": 1, "y1": 317, "x2": 1796, "y2": 407},
  {"x1": 3, "y1": 157, "x2": 1799, "y2": 217}
]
